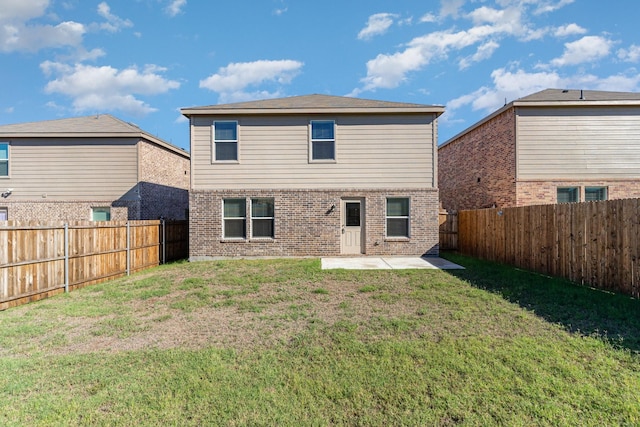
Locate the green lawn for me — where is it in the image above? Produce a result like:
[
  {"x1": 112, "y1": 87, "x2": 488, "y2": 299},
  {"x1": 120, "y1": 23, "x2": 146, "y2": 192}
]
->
[{"x1": 0, "y1": 253, "x2": 639, "y2": 426}]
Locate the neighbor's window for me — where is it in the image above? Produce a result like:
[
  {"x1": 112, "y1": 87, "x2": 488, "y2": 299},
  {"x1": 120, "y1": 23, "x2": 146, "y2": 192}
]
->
[
  {"x1": 310, "y1": 120, "x2": 335, "y2": 161},
  {"x1": 0, "y1": 143, "x2": 8, "y2": 177},
  {"x1": 585, "y1": 187, "x2": 608, "y2": 202},
  {"x1": 386, "y1": 197, "x2": 410, "y2": 238},
  {"x1": 223, "y1": 198, "x2": 246, "y2": 239},
  {"x1": 92, "y1": 207, "x2": 111, "y2": 221},
  {"x1": 251, "y1": 198, "x2": 274, "y2": 238},
  {"x1": 0, "y1": 207, "x2": 7, "y2": 221},
  {"x1": 557, "y1": 187, "x2": 579, "y2": 203},
  {"x1": 213, "y1": 121, "x2": 238, "y2": 162}
]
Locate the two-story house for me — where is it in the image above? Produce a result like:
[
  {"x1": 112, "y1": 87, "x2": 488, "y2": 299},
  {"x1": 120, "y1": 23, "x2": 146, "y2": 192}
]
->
[
  {"x1": 181, "y1": 94, "x2": 444, "y2": 259},
  {"x1": 0, "y1": 114, "x2": 190, "y2": 221},
  {"x1": 439, "y1": 89, "x2": 640, "y2": 211}
]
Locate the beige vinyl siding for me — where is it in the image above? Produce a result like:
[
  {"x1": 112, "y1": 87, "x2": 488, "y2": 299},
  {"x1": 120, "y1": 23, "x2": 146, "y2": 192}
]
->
[
  {"x1": 517, "y1": 107, "x2": 640, "y2": 180},
  {"x1": 5, "y1": 138, "x2": 138, "y2": 200},
  {"x1": 191, "y1": 114, "x2": 435, "y2": 190}
]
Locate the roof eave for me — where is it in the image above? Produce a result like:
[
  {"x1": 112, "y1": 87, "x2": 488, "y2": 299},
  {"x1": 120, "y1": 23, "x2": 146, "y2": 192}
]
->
[
  {"x1": 512, "y1": 100, "x2": 640, "y2": 107},
  {"x1": 181, "y1": 106, "x2": 445, "y2": 117}
]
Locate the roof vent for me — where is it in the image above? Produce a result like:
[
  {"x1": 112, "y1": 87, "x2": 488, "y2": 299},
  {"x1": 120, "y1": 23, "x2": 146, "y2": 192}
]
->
[
  {"x1": 562, "y1": 89, "x2": 569, "y2": 93},
  {"x1": 580, "y1": 89, "x2": 585, "y2": 100}
]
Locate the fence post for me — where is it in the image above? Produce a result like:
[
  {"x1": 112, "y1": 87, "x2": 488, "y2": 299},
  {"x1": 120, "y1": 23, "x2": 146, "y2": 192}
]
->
[
  {"x1": 161, "y1": 218, "x2": 166, "y2": 265},
  {"x1": 126, "y1": 221, "x2": 130, "y2": 276},
  {"x1": 64, "y1": 223, "x2": 69, "y2": 293}
]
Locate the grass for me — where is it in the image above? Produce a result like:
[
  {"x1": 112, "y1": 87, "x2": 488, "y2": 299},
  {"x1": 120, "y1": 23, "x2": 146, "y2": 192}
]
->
[{"x1": 0, "y1": 254, "x2": 638, "y2": 425}]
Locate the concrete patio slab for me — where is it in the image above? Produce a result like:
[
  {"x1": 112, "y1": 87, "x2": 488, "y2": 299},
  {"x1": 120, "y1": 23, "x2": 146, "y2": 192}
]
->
[{"x1": 321, "y1": 256, "x2": 464, "y2": 270}]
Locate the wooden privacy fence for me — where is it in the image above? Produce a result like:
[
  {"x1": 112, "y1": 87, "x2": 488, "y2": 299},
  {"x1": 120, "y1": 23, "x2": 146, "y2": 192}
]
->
[
  {"x1": 458, "y1": 199, "x2": 640, "y2": 298},
  {"x1": 0, "y1": 220, "x2": 188, "y2": 310},
  {"x1": 439, "y1": 210, "x2": 458, "y2": 250}
]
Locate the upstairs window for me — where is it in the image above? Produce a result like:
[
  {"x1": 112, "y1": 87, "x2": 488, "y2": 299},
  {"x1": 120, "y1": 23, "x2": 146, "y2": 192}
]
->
[
  {"x1": 386, "y1": 197, "x2": 410, "y2": 238},
  {"x1": 223, "y1": 198, "x2": 246, "y2": 239},
  {"x1": 557, "y1": 187, "x2": 579, "y2": 203},
  {"x1": 310, "y1": 120, "x2": 335, "y2": 161},
  {"x1": 213, "y1": 121, "x2": 238, "y2": 162},
  {"x1": 585, "y1": 187, "x2": 607, "y2": 202},
  {"x1": 0, "y1": 143, "x2": 8, "y2": 177}
]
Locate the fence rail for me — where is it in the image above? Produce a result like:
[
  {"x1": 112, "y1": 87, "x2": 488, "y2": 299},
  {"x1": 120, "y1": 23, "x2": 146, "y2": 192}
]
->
[
  {"x1": 457, "y1": 199, "x2": 640, "y2": 298},
  {"x1": 0, "y1": 220, "x2": 188, "y2": 310}
]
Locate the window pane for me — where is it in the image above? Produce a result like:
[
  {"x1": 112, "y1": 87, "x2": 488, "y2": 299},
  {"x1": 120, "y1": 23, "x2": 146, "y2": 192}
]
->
[
  {"x1": 0, "y1": 161, "x2": 7, "y2": 176},
  {"x1": 252, "y1": 198, "x2": 274, "y2": 217},
  {"x1": 216, "y1": 142, "x2": 237, "y2": 161},
  {"x1": 0, "y1": 208, "x2": 7, "y2": 221},
  {"x1": 311, "y1": 121, "x2": 334, "y2": 140},
  {"x1": 215, "y1": 122, "x2": 237, "y2": 140},
  {"x1": 224, "y1": 199, "x2": 246, "y2": 217},
  {"x1": 312, "y1": 141, "x2": 335, "y2": 160},
  {"x1": 387, "y1": 218, "x2": 409, "y2": 237},
  {"x1": 0, "y1": 144, "x2": 8, "y2": 160},
  {"x1": 92, "y1": 208, "x2": 111, "y2": 221},
  {"x1": 557, "y1": 187, "x2": 578, "y2": 203},
  {"x1": 252, "y1": 219, "x2": 274, "y2": 238},
  {"x1": 585, "y1": 187, "x2": 607, "y2": 202},
  {"x1": 224, "y1": 219, "x2": 246, "y2": 238},
  {"x1": 387, "y1": 198, "x2": 409, "y2": 216},
  {"x1": 345, "y1": 202, "x2": 360, "y2": 226}
]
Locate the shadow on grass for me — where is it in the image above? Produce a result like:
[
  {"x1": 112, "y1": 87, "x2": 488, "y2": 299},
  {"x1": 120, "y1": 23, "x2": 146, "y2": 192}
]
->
[{"x1": 441, "y1": 251, "x2": 640, "y2": 354}]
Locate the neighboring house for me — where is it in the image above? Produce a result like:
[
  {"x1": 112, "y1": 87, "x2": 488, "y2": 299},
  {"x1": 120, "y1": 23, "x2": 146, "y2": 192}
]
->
[
  {"x1": 181, "y1": 94, "x2": 444, "y2": 259},
  {"x1": 0, "y1": 114, "x2": 190, "y2": 221},
  {"x1": 439, "y1": 89, "x2": 640, "y2": 211}
]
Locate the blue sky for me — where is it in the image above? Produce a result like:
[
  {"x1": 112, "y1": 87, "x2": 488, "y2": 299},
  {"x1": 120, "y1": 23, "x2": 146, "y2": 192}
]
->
[{"x1": 2, "y1": 0, "x2": 640, "y2": 151}]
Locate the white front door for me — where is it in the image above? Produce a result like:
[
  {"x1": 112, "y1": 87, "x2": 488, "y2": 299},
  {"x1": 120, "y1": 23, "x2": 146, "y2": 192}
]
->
[{"x1": 341, "y1": 199, "x2": 364, "y2": 254}]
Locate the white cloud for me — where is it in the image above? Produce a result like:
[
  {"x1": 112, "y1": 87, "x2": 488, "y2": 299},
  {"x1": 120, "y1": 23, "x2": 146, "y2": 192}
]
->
[
  {"x1": 419, "y1": 13, "x2": 438, "y2": 23},
  {"x1": 554, "y1": 23, "x2": 586, "y2": 37},
  {"x1": 618, "y1": 45, "x2": 640, "y2": 63},
  {"x1": 459, "y1": 40, "x2": 500, "y2": 69},
  {"x1": 41, "y1": 61, "x2": 180, "y2": 116},
  {"x1": 199, "y1": 59, "x2": 303, "y2": 103},
  {"x1": 550, "y1": 35, "x2": 613, "y2": 67},
  {"x1": 96, "y1": 2, "x2": 133, "y2": 32},
  {"x1": 532, "y1": 0, "x2": 575, "y2": 15},
  {"x1": 165, "y1": 0, "x2": 186, "y2": 17},
  {"x1": 440, "y1": 0, "x2": 465, "y2": 18},
  {"x1": 357, "y1": 13, "x2": 398, "y2": 41}
]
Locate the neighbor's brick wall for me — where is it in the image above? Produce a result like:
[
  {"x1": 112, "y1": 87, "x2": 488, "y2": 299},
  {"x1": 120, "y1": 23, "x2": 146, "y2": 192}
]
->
[
  {"x1": 517, "y1": 180, "x2": 640, "y2": 205},
  {"x1": 438, "y1": 108, "x2": 517, "y2": 211},
  {"x1": 189, "y1": 188, "x2": 439, "y2": 259},
  {"x1": 137, "y1": 140, "x2": 190, "y2": 220},
  {"x1": 0, "y1": 200, "x2": 137, "y2": 221}
]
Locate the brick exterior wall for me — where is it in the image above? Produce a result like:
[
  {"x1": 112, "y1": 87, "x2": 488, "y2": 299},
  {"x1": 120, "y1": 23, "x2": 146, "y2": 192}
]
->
[
  {"x1": 0, "y1": 200, "x2": 136, "y2": 221},
  {"x1": 138, "y1": 141, "x2": 190, "y2": 220},
  {"x1": 438, "y1": 108, "x2": 517, "y2": 211},
  {"x1": 517, "y1": 180, "x2": 640, "y2": 205},
  {"x1": 189, "y1": 188, "x2": 439, "y2": 259}
]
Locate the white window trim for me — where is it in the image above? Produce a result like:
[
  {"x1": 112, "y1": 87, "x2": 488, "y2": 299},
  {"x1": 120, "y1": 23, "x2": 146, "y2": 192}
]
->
[
  {"x1": 309, "y1": 120, "x2": 336, "y2": 163},
  {"x1": 212, "y1": 121, "x2": 239, "y2": 163},
  {"x1": 250, "y1": 198, "x2": 275, "y2": 239},
  {"x1": 222, "y1": 198, "x2": 246, "y2": 240},
  {"x1": 385, "y1": 197, "x2": 411, "y2": 239},
  {"x1": 0, "y1": 142, "x2": 9, "y2": 178}
]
